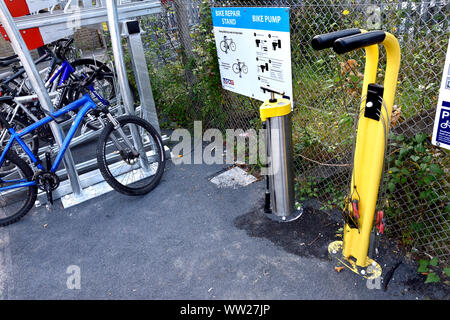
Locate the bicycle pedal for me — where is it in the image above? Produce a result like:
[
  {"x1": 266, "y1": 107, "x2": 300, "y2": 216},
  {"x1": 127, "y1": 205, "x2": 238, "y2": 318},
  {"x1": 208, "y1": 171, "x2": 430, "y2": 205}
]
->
[{"x1": 46, "y1": 189, "x2": 54, "y2": 206}]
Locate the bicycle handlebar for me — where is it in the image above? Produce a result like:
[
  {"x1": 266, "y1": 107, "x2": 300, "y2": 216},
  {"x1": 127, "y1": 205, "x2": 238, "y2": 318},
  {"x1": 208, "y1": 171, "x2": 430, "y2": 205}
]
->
[
  {"x1": 311, "y1": 29, "x2": 361, "y2": 51},
  {"x1": 333, "y1": 31, "x2": 386, "y2": 54},
  {"x1": 63, "y1": 38, "x2": 74, "y2": 49}
]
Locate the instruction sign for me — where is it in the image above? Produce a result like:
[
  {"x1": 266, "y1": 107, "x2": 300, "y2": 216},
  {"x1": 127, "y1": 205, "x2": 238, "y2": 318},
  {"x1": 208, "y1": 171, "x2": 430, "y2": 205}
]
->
[
  {"x1": 211, "y1": 7, "x2": 293, "y2": 103},
  {"x1": 432, "y1": 39, "x2": 450, "y2": 150}
]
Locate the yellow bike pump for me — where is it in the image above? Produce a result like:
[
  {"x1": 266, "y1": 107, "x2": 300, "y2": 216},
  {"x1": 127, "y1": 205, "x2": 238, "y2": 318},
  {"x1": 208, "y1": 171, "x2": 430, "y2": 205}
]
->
[
  {"x1": 312, "y1": 30, "x2": 401, "y2": 279},
  {"x1": 259, "y1": 86, "x2": 303, "y2": 222}
]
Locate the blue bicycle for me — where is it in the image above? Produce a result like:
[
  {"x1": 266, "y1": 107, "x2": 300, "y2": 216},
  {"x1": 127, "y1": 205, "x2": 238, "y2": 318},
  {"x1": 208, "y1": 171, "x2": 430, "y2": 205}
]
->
[{"x1": 0, "y1": 74, "x2": 165, "y2": 226}]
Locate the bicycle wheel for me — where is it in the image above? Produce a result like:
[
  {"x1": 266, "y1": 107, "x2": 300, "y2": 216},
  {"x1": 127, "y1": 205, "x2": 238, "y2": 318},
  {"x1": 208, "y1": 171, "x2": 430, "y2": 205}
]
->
[
  {"x1": 0, "y1": 151, "x2": 37, "y2": 226},
  {"x1": 57, "y1": 60, "x2": 114, "y2": 131},
  {"x1": 70, "y1": 59, "x2": 116, "y2": 101},
  {"x1": 242, "y1": 64, "x2": 248, "y2": 74},
  {"x1": 232, "y1": 63, "x2": 240, "y2": 74},
  {"x1": 63, "y1": 59, "x2": 136, "y2": 131},
  {"x1": 220, "y1": 41, "x2": 227, "y2": 53},
  {"x1": 0, "y1": 102, "x2": 40, "y2": 155},
  {"x1": 0, "y1": 113, "x2": 39, "y2": 176},
  {"x1": 230, "y1": 41, "x2": 236, "y2": 51},
  {"x1": 96, "y1": 115, "x2": 165, "y2": 196}
]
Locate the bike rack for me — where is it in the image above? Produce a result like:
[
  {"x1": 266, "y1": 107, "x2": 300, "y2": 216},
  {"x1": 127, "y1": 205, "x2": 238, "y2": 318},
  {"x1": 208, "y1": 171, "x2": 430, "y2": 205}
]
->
[{"x1": 0, "y1": 0, "x2": 167, "y2": 208}]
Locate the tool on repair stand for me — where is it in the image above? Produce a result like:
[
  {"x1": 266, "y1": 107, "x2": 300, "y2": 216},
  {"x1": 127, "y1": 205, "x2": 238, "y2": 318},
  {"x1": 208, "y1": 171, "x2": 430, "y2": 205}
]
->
[
  {"x1": 311, "y1": 28, "x2": 401, "y2": 280},
  {"x1": 260, "y1": 86, "x2": 303, "y2": 222}
]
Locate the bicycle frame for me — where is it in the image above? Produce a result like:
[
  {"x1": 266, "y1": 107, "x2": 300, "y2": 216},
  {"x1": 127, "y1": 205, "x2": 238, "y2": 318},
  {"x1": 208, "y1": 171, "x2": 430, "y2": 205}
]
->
[
  {"x1": 0, "y1": 94, "x2": 97, "y2": 191},
  {"x1": 0, "y1": 58, "x2": 110, "y2": 143},
  {"x1": 1, "y1": 41, "x2": 74, "y2": 95},
  {"x1": 1, "y1": 51, "x2": 54, "y2": 95},
  {"x1": 48, "y1": 60, "x2": 74, "y2": 87},
  {"x1": 48, "y1": 60, "x2": 110, "y2": 107}
]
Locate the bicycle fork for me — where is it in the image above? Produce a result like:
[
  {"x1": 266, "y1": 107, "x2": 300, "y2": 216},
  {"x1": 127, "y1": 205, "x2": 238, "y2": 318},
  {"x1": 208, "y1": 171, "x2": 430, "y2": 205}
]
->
[{"x1": 98, "y1": 112, "x2": 150, "y2": 171}]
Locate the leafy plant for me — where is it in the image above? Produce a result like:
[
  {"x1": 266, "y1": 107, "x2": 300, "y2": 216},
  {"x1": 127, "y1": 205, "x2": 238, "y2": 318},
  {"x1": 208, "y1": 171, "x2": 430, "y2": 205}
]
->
[
  {"x1": 417, "y1": 257, "x2": 443, "y2": 284},
  {"x1": 384, "y1": 133, "x2": 448, "y2": 250}
]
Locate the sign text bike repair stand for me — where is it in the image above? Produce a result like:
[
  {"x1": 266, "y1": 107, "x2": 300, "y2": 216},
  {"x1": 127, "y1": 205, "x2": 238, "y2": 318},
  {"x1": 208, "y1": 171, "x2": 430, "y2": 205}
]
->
[{"x1": 211, "y1": 7, "x2": 293, "y2": 104}]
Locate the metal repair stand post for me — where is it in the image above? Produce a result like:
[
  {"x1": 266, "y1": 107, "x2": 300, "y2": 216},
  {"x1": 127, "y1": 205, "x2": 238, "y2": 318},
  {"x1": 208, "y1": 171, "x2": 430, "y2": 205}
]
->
[
  {"x1": 0, "y1": 1, "x2": 83, "y2": 200},
  {"x1": 260, "y1": 87, "x2": 303, "y2": 222},
  {"x1": 312, "y1": 29, "x2": 400, "y2": 280}
]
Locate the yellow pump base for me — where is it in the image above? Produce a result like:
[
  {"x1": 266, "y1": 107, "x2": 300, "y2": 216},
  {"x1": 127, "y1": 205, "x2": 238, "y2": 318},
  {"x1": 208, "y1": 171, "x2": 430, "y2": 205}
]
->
[{"x1": 328, "y1": 241, "x2": 382, "y2": 280}]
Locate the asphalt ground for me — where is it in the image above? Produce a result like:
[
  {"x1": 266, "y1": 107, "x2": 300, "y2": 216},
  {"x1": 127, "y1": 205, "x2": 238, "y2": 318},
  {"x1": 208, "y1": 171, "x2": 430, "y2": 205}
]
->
[{"x1": 1, "y1": 151, "x2": 447, "y2": 300}]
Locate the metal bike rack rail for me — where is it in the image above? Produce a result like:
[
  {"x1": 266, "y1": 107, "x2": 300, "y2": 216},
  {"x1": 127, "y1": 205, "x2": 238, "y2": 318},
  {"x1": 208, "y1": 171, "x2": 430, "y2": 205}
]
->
[{"x1": 8, "y1": 1, "x2": 161, "y2": 31}]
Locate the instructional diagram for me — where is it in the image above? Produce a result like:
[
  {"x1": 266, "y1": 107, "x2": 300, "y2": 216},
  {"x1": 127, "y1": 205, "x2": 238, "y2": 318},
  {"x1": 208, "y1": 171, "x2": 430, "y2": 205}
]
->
[
  {"x1": 432, "y1": 40, "x2": 450, "y2": 150},
  {"x1": 211, "y1": 7, "x2": 293, "y2": 103}
]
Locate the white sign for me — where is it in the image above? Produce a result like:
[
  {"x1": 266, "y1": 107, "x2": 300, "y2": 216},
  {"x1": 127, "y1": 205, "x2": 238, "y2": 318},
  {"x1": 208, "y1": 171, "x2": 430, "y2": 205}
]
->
[
  {"x1": 432, "y1": 39, "x2": 450, "y2": 150},
  {"x1": 211, "y1": 7, "x2": 293, "y2": 103}
]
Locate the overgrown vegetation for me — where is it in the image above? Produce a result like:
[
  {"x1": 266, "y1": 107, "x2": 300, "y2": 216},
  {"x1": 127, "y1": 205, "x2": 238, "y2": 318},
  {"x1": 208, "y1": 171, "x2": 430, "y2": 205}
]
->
[
  {"x1": 417, "y1": 257, "x2": 450, "y2": 284},
  {"x1": 137, "y1": 0, "x2": 227, "y2": 129},
  {"x1": 384, "y1": 133, "x2": 449, "y2": 253}
]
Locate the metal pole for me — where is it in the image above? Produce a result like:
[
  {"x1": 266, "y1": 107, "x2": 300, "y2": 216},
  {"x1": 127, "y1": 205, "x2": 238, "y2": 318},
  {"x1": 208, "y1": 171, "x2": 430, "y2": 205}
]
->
[
  {"x1": 267, "y1": 114, "x2": 296, "y2": 220},
  {"x1": 105, "y1": 0, "x2": 136, "y2": 116},
  {"x1": 105, "y1": 0, "x2": 150, "y2": 172},
  {"x1": 0, "y1": 1, "x2": 82, "y2": 196}
]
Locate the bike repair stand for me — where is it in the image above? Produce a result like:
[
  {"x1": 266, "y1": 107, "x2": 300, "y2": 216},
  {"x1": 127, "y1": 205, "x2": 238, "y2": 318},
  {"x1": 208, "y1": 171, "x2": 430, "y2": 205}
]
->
[
  {"x1": 260, "y1": 87, "x2": 303, "y2": 222},
  {"x1": 312, "y1": 29, "x2": 401, "y2": 280}
]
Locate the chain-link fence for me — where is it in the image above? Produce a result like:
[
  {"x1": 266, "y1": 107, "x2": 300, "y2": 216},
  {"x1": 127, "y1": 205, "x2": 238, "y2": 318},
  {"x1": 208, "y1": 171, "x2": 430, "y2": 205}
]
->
[{"x1": 137, "y1": 0, "x2": 449, "y2": 261}]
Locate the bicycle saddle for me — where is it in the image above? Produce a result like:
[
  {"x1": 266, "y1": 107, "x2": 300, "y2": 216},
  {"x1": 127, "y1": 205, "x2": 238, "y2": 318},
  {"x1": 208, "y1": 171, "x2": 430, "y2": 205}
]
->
[
  {"x1": 0, "y1": 57, "x2": 20, "y2": 67},
  {"x1": 0, "y1": 54, "x2": 18, "y2": 62},
  {"x1": 0, "y1": 96, "x2": 14, "y2": 103}
]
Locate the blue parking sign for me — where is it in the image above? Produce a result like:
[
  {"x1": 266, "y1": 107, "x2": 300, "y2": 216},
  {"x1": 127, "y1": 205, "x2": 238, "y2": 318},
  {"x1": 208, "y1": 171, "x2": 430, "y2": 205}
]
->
[
  {"x1": 435, "y1": 102, "x2": 450, "y2": 147},
  {"x1": 432, "y1": 41, "x2": 450, "y2": 150}
]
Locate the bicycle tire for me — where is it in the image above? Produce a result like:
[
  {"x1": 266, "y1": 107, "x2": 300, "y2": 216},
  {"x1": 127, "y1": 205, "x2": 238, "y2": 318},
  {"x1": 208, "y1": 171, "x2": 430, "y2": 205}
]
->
[
  {"x1": 70, "y1": 59, "x2": 138, "y2": 103},
  {"x1": 61, "y1": 59, "x2": 115, "y2": 103},
  {"x1": 72, "y1": 59, "x2": 115, "y2": 95},
  {"x1": 0, "y1": 112, "x2": 39, "y2": 155},
  {"x1": 60, "y1": 59, "x2": 116, "y2": 131},
  {"x1": 96, "y1": 115, "x2": 165, "y2": 196},
  {"x1": 63, "y1": 59, "x2": 137, "y2": 131},
  {"x1": 220, "y1": 41, "x2": 227, "y2": 52},
  {"x1": 0, "y1": 151, "x2": 37, "y2": 227}
]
